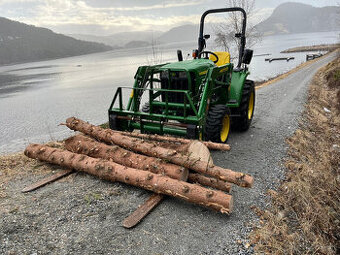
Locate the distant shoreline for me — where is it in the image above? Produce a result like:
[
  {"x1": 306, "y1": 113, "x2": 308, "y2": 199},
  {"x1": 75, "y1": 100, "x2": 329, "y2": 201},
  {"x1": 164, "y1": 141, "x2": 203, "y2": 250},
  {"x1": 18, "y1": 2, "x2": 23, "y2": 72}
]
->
[
  {"x1": 0, "y1": 48, "x2": 113, "y2": 68},
  {"x1": 281, "y1": 43, "x2": 339, "y2": 53}
]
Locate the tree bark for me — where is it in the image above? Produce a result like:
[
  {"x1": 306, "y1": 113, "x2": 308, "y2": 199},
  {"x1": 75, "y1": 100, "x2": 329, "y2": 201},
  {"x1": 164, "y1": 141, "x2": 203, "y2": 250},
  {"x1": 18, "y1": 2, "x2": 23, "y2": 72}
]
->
[
  {"x1": 112, "y1": 130, "x2": 231, "y2": 151},
  {"x1": 24, "y1": 144, "x2": 233, "y2": 214},
  {"x1": 65, "y1": 135, "x2": 231, "y2": 192},
  {"x1": 189, "y1": 173, "x2": 232, "y2": 193},
  {"x1": 65, "y1": 117, "x2": 253, "y2": 188},
  {"x1": 64, "y1": 135, "x2": 188, "y2": 181}
]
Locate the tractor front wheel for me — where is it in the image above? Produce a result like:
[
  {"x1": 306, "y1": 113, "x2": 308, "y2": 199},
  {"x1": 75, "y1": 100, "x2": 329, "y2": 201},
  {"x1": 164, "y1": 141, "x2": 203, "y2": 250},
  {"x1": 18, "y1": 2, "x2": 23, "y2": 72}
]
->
[
  {"x1": 232, "y1": 80, "x2": 255, "y2": 131},
  {"x1": 141, "y1": 102, "x2": 161, "y2": 114},
  {"x1": 109, "y1": 113, "x2": 120, "y2": 130},
  {"x1": 204, "y1": 104, "x2": 231, "y2": 143},
  {"x1": 109, "y1": 113, "x2": 128, "y2": 131}
]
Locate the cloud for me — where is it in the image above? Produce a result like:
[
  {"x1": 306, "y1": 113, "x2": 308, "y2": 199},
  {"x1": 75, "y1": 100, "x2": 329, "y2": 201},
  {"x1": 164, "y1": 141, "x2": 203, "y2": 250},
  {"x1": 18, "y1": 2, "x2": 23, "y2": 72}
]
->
[
  {"x1": 0, "y1": 0, "x2": 39, "y2": 3},
  {"x1": 2, "y1": 0, "x2": 208, "y2": 34},
  {"x1": 1, "y1": 0, "x2": 337, "y2": 35},
  {"x1": 90, "y1": 0, "x2": 205, "y2": 11}
]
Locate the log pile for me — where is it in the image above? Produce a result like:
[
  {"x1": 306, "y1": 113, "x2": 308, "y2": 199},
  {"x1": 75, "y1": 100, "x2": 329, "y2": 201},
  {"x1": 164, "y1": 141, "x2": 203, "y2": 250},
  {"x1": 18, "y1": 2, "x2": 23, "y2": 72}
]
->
[
  {"x1": 64, "y1": 117, "x2": 253, "y2": 188},
  {"x1": 24, "y1": 117, "x2": 254, "y2": 218}
]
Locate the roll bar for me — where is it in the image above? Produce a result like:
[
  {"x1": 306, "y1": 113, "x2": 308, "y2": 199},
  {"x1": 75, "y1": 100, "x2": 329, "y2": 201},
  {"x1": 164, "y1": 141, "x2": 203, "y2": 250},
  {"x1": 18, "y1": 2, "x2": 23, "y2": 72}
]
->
[{"x1": 198, "y1": 7, "x2": 247, "y2": 68}]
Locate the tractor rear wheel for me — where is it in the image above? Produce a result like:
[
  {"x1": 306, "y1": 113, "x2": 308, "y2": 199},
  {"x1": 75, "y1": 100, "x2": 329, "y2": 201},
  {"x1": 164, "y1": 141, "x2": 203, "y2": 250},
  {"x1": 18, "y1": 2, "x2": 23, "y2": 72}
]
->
[
  {"x1": 232, "y1": 80, "x2": 255, "y2": 131},
  {"x1": 204, "y1": 104, "x2": 231, "y2": 143}
]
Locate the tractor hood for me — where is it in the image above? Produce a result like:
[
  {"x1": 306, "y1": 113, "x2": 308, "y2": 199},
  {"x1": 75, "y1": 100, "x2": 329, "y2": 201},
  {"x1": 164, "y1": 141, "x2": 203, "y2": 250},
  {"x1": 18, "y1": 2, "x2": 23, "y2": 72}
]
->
[{"x1": 159, "y1": 59, "x2": 215, "y2": 76}]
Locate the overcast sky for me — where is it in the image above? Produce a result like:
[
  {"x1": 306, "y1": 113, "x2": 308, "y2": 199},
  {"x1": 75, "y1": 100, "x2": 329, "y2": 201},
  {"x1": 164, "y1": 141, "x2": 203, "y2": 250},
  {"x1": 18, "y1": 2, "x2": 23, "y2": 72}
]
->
[{"x1": 0, "y1": 0, "x2": 338, "y2": 35}]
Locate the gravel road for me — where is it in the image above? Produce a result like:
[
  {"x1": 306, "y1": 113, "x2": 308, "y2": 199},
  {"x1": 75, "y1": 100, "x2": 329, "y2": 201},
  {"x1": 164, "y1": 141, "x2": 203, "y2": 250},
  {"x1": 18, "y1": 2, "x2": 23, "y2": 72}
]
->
[{"x1": 0, "y1": 52, "x2": 336, "y2": 255}]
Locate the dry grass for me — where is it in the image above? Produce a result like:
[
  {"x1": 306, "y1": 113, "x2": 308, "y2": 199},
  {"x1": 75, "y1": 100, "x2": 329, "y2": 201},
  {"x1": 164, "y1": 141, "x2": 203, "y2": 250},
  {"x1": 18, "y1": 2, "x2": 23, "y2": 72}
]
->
[
  {"x1": 0, "y1": 141, "x2": 64, "y2": 198},
  {"x1": 250, "y1": 56, "x2": 340, "y2": 254}
]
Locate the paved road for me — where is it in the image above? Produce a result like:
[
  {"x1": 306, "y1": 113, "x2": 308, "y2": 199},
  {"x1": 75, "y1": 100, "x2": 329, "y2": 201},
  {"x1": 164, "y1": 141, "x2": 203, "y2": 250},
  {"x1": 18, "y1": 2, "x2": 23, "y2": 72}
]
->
[{"x1": 0, "y1": 52, "x2": 336, "y2": 255}]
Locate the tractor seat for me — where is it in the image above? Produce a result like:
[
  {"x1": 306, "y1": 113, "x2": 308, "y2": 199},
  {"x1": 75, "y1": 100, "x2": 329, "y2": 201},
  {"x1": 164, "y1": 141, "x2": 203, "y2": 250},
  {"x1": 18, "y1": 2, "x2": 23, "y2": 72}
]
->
[{"x1": 209, "y1": 52, "x2": 230, "y2": 66}]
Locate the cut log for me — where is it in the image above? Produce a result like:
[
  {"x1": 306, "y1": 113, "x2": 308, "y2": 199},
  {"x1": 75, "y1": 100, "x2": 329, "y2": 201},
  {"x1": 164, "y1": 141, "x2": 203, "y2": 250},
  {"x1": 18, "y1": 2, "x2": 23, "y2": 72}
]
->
[
  {"x1": 187, "y1": 141, "x2": 214, "y2": 167},
  {"x1": 186, "y1": 140, "x2": 231, "y2": 193},
  {"x1": 65, "y1": 135, "x2": 231, "y2": 192},
  {"x1": 65, "y1": 117, "x2": 253, "y2": 188},
  {"x1": 64, "y1": 135, "x2": 188, "y2": 181},
  {"x1": 151, "y1": 141, "x2": 189, "y2": 152},
  {"x1": 189, "y1": 173, "x2": 231, "y2": 193},
  {"x1": 24, "y1": 144, "x2": 233, "y2": 214},
  {"x1": 114, "y1": 131, "x2": 231, "y2": 151}
]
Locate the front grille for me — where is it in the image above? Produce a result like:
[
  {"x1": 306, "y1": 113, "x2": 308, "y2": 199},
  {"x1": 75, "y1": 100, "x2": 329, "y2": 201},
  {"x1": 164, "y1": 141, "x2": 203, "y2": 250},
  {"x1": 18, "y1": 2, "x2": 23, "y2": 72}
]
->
[{"x1": 161, "y1": 71, "x2": 189, "y2": 103}]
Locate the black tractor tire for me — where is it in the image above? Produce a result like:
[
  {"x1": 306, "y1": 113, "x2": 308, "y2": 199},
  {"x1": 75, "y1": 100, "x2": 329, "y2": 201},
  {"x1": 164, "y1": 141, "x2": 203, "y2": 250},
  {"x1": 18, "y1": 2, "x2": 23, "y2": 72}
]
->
[
  {"x1": 109, "y1": 113, "x2": 120, "y2": 130},
  {"x1": 204, "y1": 104, "x2": 231, "y2": 143},
  {"x1": 109, "y1": 113, "x2": 129, "y2": 131},
  {"x1": 232, "y1": 80, "x2": 255, "y2": 131},
  {"x1": 141, "y1": 102, "x2": 161, "y2": 114},
  {"x1": 141, "y1": 102, "x2": 151, "y2": 113}
]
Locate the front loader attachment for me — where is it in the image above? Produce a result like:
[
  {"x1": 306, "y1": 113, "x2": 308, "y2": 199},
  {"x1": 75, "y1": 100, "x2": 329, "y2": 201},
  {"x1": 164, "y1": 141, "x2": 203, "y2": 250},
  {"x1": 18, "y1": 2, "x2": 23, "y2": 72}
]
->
[
  {"x1": 108, "y1": 86, "x2": 200, "y2": 138},
  {"x1": 108, "y1": 61, "x2": 233, "y2": 140}
]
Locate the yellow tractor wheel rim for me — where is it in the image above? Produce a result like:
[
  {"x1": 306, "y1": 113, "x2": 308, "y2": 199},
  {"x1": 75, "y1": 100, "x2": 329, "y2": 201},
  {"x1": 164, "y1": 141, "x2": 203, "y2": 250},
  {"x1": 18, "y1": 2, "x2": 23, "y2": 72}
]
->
[
  {"x1": 220, "y1": 114, "x2": 230, "y2": 142},
  {"x1": 248, "y1": 91, "x2": 254, "y2": 120}
]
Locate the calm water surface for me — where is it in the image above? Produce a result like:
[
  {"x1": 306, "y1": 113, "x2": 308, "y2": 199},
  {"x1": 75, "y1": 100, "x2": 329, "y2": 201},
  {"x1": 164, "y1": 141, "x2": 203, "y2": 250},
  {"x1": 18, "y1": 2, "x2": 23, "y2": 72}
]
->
[{"x1": 0, "y1": 31, "x2": 338, "y2": 154}]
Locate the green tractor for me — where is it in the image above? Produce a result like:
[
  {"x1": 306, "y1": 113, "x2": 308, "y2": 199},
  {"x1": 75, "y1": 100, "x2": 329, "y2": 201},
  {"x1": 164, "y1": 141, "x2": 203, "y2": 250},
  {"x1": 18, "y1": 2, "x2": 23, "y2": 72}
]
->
[{"x1": 108, "y1": 7, "x2": 255, "y2": 143}]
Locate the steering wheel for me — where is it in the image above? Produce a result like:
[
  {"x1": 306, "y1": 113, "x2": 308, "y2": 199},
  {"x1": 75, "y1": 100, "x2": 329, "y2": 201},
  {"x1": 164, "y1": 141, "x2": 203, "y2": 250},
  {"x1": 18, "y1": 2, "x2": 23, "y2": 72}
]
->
[{"x1": 198, "y1": 51, "x2": 219, "y2": 64}]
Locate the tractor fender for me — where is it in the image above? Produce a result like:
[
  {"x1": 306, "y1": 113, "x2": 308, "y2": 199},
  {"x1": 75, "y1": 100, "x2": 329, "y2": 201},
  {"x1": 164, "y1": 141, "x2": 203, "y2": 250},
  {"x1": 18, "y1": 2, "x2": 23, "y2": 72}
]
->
[{"x1": 228, "y1": 70, "x2": 249, "y2": 108}]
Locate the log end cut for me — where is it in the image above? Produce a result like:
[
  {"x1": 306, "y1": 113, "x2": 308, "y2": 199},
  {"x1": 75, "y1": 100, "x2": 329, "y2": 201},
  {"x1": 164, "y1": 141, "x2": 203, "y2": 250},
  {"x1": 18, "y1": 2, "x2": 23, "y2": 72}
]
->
[
  {"x1": 241, "y1": 175, "x2": 254, "y2": 188},
  {"x1": 225, "y1": 196, "x2": 233, "y2": 214}
]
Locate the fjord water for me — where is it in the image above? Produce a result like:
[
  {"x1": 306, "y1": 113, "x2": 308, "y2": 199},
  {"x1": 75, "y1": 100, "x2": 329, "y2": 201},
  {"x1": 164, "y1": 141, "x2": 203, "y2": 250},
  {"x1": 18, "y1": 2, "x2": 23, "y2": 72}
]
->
[{"x1": 0, "y1": 31, "x2": 338, "y2": 154}]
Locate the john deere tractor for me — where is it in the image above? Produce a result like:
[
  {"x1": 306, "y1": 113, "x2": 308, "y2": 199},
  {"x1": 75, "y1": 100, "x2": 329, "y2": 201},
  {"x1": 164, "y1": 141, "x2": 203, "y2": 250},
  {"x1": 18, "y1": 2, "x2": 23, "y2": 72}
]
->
[{"x1": 108, "y1": 7, "x2": 255, "y2": 143}]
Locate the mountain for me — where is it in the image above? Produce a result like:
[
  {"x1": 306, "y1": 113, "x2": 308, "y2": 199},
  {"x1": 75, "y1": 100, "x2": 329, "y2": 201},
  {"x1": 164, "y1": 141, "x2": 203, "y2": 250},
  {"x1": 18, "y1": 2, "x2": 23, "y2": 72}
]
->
[
  {"x1": 256, "y1": 2, "x2": 340, "y2": 35},
  {"x1": 0, "y1": 17, "x2": 112, "y2": 65},
  {"x1": 69, "y1": 30, "x2": 162, "y2": 48},
  {"x1": 157, "y1": 24, "x2": 199, "y2": 44},
  {"x1": 67, "y1": 33, "x2": 121, "y2": 48},
  {"x1": 124, "y1": 40, "x2": 150, "y2": 48},
  {"x1": 255, "y1": 0, "x2": 335, "y2": 9},
  {"x1": 69, "y1": 25, "x2": 211, "y2": 48}
]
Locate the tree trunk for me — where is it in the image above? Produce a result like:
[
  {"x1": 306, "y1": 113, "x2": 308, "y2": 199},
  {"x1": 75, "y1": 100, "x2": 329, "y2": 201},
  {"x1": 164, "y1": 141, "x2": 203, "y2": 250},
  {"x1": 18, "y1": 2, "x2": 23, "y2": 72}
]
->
[
  {"x1": 112, "y1": 130, "x2": 231, "y2": 151},
  {"x1": 24, "y1": 144, "x2": 233, "y2": 214},
  {"x1": 65, "y1": 117, "x2": 253, "y2": 188},
  {"x1": 65, "y1": 135, "x2": 231, "y2": 192},
  {"x1": 64, "y1": 135, "x2": 188, "y2": 181}
]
